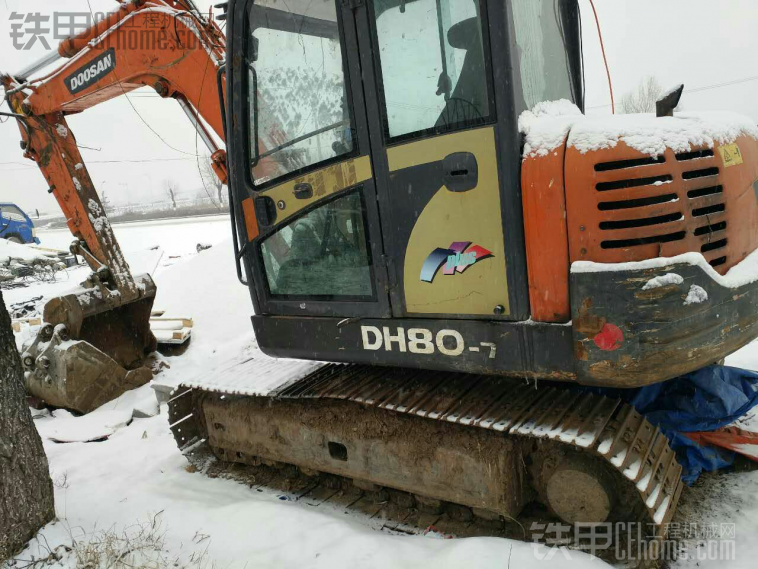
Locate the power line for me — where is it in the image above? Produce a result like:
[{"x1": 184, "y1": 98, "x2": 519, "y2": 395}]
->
[
  {"x1": 0, "y1": 157, "x2": 198, "y2": 170},
  {"x1": 588, "y1": 74, "x2": 758, "y2": 110},
  {"x1": 80, "y1": 0, "x2": 202, "y2": 158},
  {"x1": 687, "y1": 75, "x2": 758, "y2": 94}
]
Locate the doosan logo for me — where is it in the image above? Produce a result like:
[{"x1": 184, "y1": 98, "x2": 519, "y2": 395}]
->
[{"x1": 65, "y1": 49, "x2": 116, "y2": 95}]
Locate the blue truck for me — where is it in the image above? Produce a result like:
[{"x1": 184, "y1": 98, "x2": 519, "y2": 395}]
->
[{"x1": 0, "y1": 203, "x2": 41, "y2": 245}]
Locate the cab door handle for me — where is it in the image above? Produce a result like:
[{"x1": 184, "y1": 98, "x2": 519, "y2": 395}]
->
[
  {"x1": 443, "y1": 152, "x2": 478, "y2": 192},
  {"x1": 293, "y1": 182, "x2": 313, "y2": 199}
]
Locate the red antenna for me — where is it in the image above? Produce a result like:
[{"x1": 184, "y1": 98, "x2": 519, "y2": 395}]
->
[{"x1": 589, "y1": 0, "x2": 615, "y2": 114}]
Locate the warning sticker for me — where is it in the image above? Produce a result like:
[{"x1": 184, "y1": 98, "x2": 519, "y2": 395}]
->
[{"x1": 719, "y1": 143, "x2": 744, "y2": 168}]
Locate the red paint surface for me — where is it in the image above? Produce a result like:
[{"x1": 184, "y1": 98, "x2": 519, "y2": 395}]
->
[
  {"x1": 687, "y1": 427, "x2": 758, "y2": 462},
  {"x1": 594, "y1": 324, "x2": 624, "y2": 351}
]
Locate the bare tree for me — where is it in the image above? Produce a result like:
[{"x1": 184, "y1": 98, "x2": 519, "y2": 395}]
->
[
  {"x1": 619, "y1": 76, "x2": 664, "y2": 114},
  {"x1": 0, "y1": 289, "x2": 55, "y2": 560},
  {"x1": 100, "y1": 191, "x2": 115, "y2": 215},
  {"x1": 198, "y1": 155, "x2": 226, "y2": 209},
  {"x1": 164, "y1": 180, "x2": 178, "y2": 210}
]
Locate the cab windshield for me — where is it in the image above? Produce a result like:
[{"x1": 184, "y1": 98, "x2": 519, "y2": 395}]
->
[{"x1": 248, "y1": 0, "x2": 353, "y2": 188}]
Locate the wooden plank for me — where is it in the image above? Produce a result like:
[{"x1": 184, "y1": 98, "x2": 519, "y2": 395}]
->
[
  {"x1": 153, "y1": 327, "x2": 192, "y2": 345},
  {"x1": 150, "y1": 317, "x2": 194, "y2": 328},
  {"x1": 11, "y1": 317, "x2": 42, "y2": 333}
]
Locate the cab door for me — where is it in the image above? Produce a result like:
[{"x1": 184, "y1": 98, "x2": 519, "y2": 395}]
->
[
  {"x1": 235, "y1": 0, "x2": 391, "y2": 319},
  {"x1": 355, "y1": 0, "x2": 529, "y2": 320}
]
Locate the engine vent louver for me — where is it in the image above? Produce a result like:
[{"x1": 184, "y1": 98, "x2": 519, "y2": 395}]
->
[
  {"x1": 596, "y1": 174, "x2": 673, "y2": 192},
  {"x1": 692, "y1": 204, "x2": 726, "y2": 217},
  {"x1": 595, "y1": 156, "x2": 666, "y2": 172},
  {"x1": 687, "y1": 185, "x2": 723, "y2": 199},
  {"x1": 701, "y1": 238, "x2": 728, "y2": 253},
  {"x1": 587, "y1": 147, "x2": 729, "y2": 269},
  {"x1": 675, "y1": 149, "x2": 715, "y2": 161},
  {"x1": 601, "y1": 232, "x2": 687, "y2": 250},
  {"x1": 683, "y1": 167, "x2": 720, "y2": 180},
  {"x1": 598, "y1": 193, "x2": 678, "y2": 211},
  {"x1": 694, "y1": 221, "x2": 727, "y2": 236},
  {"x1": 599, "y1": 212, "x2": 683, "y2": 231},
  {"x1": 709, "y1": 256, "x2": 727, "y2": 268}
]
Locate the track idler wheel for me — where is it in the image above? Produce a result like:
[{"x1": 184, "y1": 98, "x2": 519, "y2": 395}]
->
[{"x1": 534, "y1": 449, "x2": 617, "y2": 524}]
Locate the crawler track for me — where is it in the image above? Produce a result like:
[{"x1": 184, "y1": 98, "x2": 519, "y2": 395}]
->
[{"x1": 169, "y1": 364, "x2": 684, "y2": 542}]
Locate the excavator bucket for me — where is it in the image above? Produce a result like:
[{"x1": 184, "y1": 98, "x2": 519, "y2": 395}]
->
[{"x1": 21, "y1": 275, "x2": 158, "y2": 414}]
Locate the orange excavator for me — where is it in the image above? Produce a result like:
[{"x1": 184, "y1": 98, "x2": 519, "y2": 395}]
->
[
  {"x1": 5, "y1": 0, "x2": 758, "y2": 542},
  {"x1": 1, "y1": 0, "x2": 228, "y2": 413}
]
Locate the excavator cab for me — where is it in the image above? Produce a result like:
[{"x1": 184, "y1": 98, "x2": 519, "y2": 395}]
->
[
  {"x1": 226, "y1": 0, "x2": 581, "y2": 371},
  {"x1": 226, "y1": 0, "x2": 758, "y2": 387},
  {"x1": 177, "y1": 1, "x2": 758, "y2": 530},
  {"x1": 183, "y1": 0, "x2": 756, "y2": 535}
]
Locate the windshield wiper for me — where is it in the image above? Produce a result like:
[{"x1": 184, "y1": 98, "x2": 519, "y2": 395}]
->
[
  {"x1": 258, "y1": 120, "x2": 349, "y2": 160},
  {"x1": 435, "y1": 0, "x2": 451, "y2": 101}
]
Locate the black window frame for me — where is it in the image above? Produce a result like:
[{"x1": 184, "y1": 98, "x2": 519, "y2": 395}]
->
[
  {"x1": 256, "y1": 187, "x2": 379, "y2": 302},
  {"x1": 367, "y1": 0, "x2": 498, "y2": 147},
  {"x1": 244, "y1": 0, "x2": 361, "y2": 194}
]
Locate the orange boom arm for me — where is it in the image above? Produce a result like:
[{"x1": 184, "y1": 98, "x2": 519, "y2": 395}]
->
[{"x1": 2, "y1": 0, "x2": 227, "y2": 300}]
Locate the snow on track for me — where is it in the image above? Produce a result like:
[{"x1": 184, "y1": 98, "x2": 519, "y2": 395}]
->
[{"x1": 183, "y1": 354, "x2": 325, "y2": 397}]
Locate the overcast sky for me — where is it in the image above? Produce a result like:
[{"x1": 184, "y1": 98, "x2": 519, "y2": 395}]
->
[{"x1": 1, "y1": 0, "x2": 757, "y2": 215}]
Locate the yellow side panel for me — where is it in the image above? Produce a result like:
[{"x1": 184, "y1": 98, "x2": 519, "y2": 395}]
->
[
  {"x1": 264, "y1": 155, "x2": 373, "y2": 225},
  {"x1": 388, "y1": 127, "x2": 510, "y2": 316}
]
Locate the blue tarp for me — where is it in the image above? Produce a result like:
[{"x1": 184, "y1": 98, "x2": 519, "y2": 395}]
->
[
  {"x1": 599, "y1": 365, "x2": 758, "y2": 484},
  {"x1": 594, "y1": 365, "x2": 758, "y2": 484}
]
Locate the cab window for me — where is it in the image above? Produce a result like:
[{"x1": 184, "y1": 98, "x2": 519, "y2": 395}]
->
[
  {"x1": 0, "y1": 206, "x2": 25, "y2": 222},
  {"x1": 260, "y1": 192, "x2": 375, "y2": 300},
  {"x1": 510, "y1": 0, "x2": 580, "y2": 111},
  {"x1": 371, "y1": 0, "x2": 493, "y2": 141},
  {"x1": 248, "y1": 0, "x2": 355, "y2": 188}
]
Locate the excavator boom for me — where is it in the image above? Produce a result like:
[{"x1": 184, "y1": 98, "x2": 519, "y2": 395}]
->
[{"x1": 2, "y1": 0, "x2": 228, "y2": 413}]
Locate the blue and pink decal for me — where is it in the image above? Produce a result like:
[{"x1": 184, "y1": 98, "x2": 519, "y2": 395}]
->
[{"x1": 420, "y1": 241, "x2": 494, "y2": 283}]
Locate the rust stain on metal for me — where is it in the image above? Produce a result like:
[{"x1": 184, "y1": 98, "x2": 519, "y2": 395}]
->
[
  {"x1": 634, "y1": 284, "x2": 682, "y2": 301},
  {"x1": 575, "y1": 340, "x2": 589, "y2": 361},
  {"x1": 575, "y1": 298, "x2": 606, "y2": 337}
]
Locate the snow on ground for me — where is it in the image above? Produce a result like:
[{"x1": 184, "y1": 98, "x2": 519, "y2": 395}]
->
[
  {"x1": 0, "y1": 239, "x2": 57, "y2": 265},
  {"x1": 4, "y1": 215, "x2": 758, "y2": 568},
  {"x1": 726, "y1": 340, "x2": 758, "y2": 373},
  {"x1": 6, "y1": 228, "x2": 606, "y2": 569},
  {"x1": 1, "y1": 216, "x2": 233, "y2": 348},
  {"x1": 35, "y1": 215, "x2": 232, "y2": 266}
]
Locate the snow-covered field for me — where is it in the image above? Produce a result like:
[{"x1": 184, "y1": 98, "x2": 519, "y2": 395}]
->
[
  {"x1": 3, "y1": 217, "x2": 758, "y2": 569},
  {"x1": 35, "y1": 215, "x2": 232, "y2": 261}
]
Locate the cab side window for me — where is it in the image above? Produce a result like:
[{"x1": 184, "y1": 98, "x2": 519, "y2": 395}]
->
[{"x1": 260, "y1": 192, "x2": 375, "y2": 300}]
